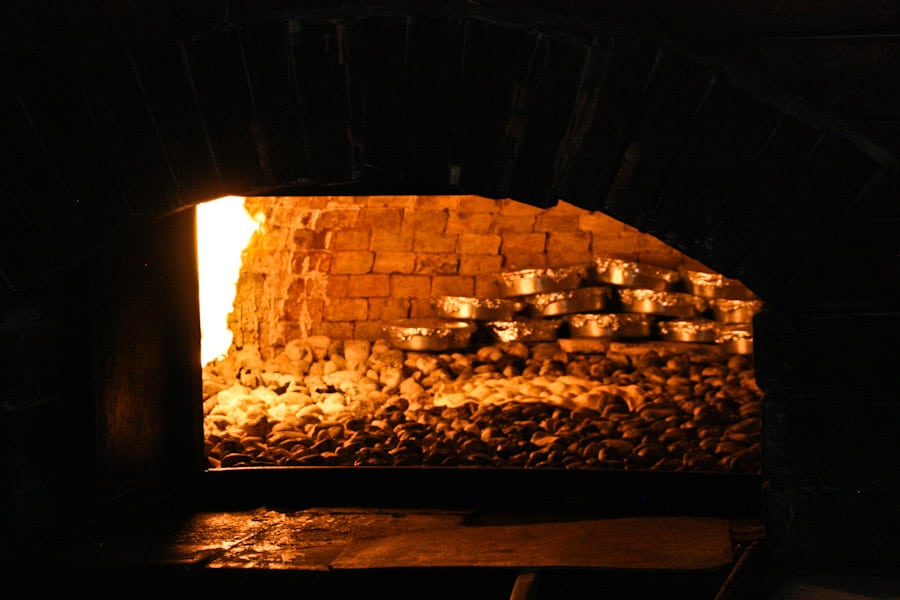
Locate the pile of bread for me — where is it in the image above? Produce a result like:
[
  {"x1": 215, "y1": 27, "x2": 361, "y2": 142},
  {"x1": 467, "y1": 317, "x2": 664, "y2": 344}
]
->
[{"x1": 203, "y1": 335, "x2": 762, "y2": 472}]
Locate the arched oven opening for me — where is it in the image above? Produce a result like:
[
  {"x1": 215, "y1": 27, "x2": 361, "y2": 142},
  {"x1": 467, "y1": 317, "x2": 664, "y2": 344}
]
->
[
  {"x1": 2, "y1": 3, "x2": 899, "y2": 598},
  {"x1": 197, "y1": 194, "x2": 766, "y2": 516}
]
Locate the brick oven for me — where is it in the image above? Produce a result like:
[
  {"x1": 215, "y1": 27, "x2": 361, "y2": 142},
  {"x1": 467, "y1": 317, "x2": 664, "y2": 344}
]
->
[
  {"x1": 2, "y1": 2, "x2": 899, "y2": 598},
  {"x1": 200, "y1": 194, "x2": 768, "y2": 476}
]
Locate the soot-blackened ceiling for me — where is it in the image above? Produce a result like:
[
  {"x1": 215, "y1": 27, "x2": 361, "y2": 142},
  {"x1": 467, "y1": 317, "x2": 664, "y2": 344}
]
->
[{"x1": 0, "y1": 2, "x2": 897, "y2": 309}]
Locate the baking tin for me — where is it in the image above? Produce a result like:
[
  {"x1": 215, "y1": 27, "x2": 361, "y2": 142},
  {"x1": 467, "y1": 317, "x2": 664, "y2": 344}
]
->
[
  {"x1": 715, "y1": 323, "x2": 754, "y2": 355},
  {"x1": 382, "y1": 319, "x2": 477, "y2": 351},
  {"x1": 710, "y1": 298, "x2": 764, "y2": 323},
  {"x1": 431, "y1": 296, "x2": 525, "y2": 321},
  {"x1": 524, "y1": 286, "x2": 612, "y2": 317},
  {"x1": 494, "y1": 266, "x2": 587, "y2": 297},
  {"x1": 657, "y1": 319, "x2": 720, "y2": 343},
  {"x1": 681, "y1": 269, "x2": 757, "y2": 300},
  {"x1": 484, "y1": 319, "x2": 563, "y2": 343},
  {"x1": 618, "y1": 288, "x2": 709, "y2": 319},
  {"x1": 592, "y1": 257, "x2": 681, "y2": 291},
  {"x1": 564, "y1": 313, "x2": 655, "y2": 340}
]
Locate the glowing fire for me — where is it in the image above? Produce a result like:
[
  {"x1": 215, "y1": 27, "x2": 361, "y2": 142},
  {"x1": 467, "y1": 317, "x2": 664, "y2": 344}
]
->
[{"x1": 196, "y1": 196, "x2": 263, "y2": 365}]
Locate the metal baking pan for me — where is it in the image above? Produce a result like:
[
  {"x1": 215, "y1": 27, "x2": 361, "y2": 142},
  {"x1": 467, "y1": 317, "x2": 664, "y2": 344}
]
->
[
  {"x1": 564, "y1": 313, "x2": 655, "y2": 340},
  {"x1": 494, "y1": 266, "x2": 587, "y2": 297},
  {"x1": 383, "y1": 319, "x2": 476, "y2": 351},
  {"x1": 681, "y1": 269, "x2": 758, "y2": 300},
  {"x1": 618, "y1": 288, "x2": 709, "y2": 319},
  {"x1": 710, "y1": 298, "x2": 764, "y2": 323},
  {"x1": 715, "y1": 323, "x2": 754, "y2": 355},
  {"x1": 719, "y1": 338, "x2": 754, "y2": 355},
  {"x1": 657, "y1": 319, "x2": 720, "y2": 343},
  {"x1": 431, "y1": 296, "x2": 525, "y2": 321},
  {"x1": 484, "y1": 319, "x2": 563, "y2": 343},
  {"x1": 592, "y1": 257, "x2": 681, "y2": 291},
  {"x1": 524, "y1": 286, "x2": 612, "y2": 317}
]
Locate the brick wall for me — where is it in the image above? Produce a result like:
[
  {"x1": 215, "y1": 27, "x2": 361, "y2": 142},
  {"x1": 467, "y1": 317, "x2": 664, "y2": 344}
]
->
[{"x1": 233, "y1": 195, "x2": 710, "y2": 356}]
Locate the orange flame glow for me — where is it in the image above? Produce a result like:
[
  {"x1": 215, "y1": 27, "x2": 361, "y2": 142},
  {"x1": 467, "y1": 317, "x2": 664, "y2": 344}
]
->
[{"x1": 196, "y1": 196, "x2": 263, "y2": 366}]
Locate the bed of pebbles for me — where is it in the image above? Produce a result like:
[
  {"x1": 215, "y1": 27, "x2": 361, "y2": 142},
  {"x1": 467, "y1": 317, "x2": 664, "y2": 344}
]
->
[{"x1": 203, "y1": 336, "x2": 762, "y2": 473}]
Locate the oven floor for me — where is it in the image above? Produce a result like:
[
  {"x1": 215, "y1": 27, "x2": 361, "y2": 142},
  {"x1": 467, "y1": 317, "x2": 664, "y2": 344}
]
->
[{"x1": 5, "y1": 501, "x2": 766, "y2": 599}]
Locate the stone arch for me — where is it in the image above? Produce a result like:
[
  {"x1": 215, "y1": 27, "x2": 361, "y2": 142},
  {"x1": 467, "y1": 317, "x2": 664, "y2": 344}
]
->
[{"x1": 0, "y1": 6, "x2": 893, "y2": 310}]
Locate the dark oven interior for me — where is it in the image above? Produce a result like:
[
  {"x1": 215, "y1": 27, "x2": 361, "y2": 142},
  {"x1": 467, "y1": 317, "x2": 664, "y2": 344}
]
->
[{"x1": 2, "y1": 2, "x2": 899, "y2": 598}]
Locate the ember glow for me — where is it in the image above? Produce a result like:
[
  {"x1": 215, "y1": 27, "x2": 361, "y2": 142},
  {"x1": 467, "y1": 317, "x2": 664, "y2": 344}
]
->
[{"x1": 196, "y1": 196, "x2": 263, "y2": 365}]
